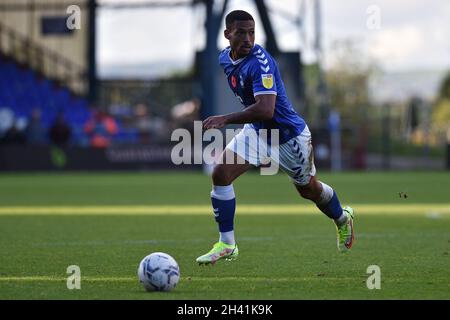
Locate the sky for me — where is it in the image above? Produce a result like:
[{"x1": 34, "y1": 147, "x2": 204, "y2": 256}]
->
[{"x1": 97, "y1": 0, "x2": 450, "y2": 74}]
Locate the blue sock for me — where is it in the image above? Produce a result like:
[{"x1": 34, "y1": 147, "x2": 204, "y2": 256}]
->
[
  {"x1": 211, "y1": 185, "x2": 236, "y2": 233},
  {"x1": 317, "y1": 191, "x2": 343, "y2": 220}
]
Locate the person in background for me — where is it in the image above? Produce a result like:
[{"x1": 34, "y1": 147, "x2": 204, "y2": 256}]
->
[
  {"x1": 25, "y1": 108, "x2": 47, "y2": 145},
  {"x1": 49, "y1": 112, "x2": 72, "y2": 147},
  {"x1": 134, "y1": 103, "x2": 166, "y2": 144},
  {"x1": 0, "y1": 120, "x2": 26, "y2": 145},
  {"x1": 84, "y1": 110, "x2": 118, "y2": 148}
]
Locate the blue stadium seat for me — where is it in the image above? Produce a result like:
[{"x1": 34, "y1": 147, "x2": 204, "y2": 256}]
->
[
  {"x1": 0, "y1": 58, "x2": 142, "y2": 146},
  {"x1": 0, "y1": 57, "x2": 92, "y2": 145}
]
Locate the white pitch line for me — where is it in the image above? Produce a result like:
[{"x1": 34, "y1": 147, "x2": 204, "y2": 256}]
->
[
  {"x1": 0, "y1": 276, "x2": 369, "y2": 282},
  {"x1": 0, "y1": 204, "x2": 449, "y2": 215},
  {"x1": 1, "y1": 276, "x2": 447, "y2": 283}
]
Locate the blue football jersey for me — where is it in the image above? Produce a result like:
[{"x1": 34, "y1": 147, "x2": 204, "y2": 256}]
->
[{"x1": 219, "y1": 44, "x2": 306, "y2": 144}]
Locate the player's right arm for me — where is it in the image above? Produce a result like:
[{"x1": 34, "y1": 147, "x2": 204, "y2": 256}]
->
[{"x1": 202, "y1": 94, "x2": 275, "y2": 129}]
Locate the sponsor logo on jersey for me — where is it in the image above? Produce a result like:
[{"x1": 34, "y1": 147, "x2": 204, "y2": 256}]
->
[{"x1": 261, "y1": 74, "x2": 274, "y2": 89}]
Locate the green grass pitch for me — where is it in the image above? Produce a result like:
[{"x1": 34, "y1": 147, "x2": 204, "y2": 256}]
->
[{"x1": 0, "y1": 171, "x2": 449, "y2": 299}]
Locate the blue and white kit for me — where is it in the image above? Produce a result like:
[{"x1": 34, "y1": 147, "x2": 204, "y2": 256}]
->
[{"x1": 219, "y1": 44, "x2": 316, "y2": 185}]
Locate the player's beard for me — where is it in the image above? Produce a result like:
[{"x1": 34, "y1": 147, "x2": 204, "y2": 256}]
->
[{"x1": 235, "y1": 44, "x2": 252, "y2": 58}]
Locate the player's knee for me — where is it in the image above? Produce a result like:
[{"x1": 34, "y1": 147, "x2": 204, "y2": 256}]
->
[
  {"x1": 212, "y1": 165, "x2": 232, "y2": 185},
  {"x1": 297, "y1": 181, "x2": 321, "y2": 202},
  {"x1": 298, "y1": 185, "x2": 314, "y2": 200}
]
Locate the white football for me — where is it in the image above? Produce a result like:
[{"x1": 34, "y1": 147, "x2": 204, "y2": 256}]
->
[{"x1": 137, "y1": 252, "x2": 180, "y2": 292}]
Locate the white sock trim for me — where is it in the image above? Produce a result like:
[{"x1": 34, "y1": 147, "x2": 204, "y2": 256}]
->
[
  {"x1": 317, "y1": 181, "x2": 333, "y2": 206},
  {"x1": 211, "y1": 184, "x2": 235, "y2": 201},
  {"x1": 220, "y1": 231, "x2": 235, "y2": 245},
  {"x1": 334, "y1": 212, "x2": 348, "y2": 227}
]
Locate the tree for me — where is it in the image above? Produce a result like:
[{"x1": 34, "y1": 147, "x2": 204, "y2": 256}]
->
[
  {"x1": 432, "y1": 72, "x2": 450, "y2": 143},
  {"x1": 323, "y1": 39, "x2": 380, "y2": 169},
  {"x1": 325, "y1": 39, "x2": 379, "y2": 122}
]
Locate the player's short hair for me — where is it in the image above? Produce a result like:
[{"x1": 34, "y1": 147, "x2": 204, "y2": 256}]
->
[{"x1": 225, "y1": 10, "x2": 254, "y2": 29}]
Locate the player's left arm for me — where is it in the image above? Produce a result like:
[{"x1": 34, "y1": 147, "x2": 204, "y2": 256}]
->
[{"x1": 202, "y1": 94, "x2": 275, "y2": 129}]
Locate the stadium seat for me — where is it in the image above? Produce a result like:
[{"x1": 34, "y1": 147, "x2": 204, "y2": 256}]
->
[{"x1": 0, "y1": 57, "x2": 92, "y2": 145}]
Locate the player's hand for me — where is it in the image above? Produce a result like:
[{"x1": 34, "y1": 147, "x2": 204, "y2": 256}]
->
[{"x1": 203, "y1": 115, "x2": 228, "y2": 130}]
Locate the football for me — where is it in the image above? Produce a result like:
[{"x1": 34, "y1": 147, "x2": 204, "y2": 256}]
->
[{"x1": 137, "y1": 252, "x2": 180, "y2": 292}]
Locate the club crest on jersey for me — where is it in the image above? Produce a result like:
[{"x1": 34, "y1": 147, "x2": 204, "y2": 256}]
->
[
  {"x1": 231, "y1": 75, "x2": 237, "y2": 88},
  {"x1": 261, "y1": 74, "x2": 273, "y2": 89}
]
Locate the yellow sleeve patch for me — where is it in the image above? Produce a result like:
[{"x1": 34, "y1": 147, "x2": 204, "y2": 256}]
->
[{"x1": 261, "y1": 74, "x2": 274, "y2": 89}]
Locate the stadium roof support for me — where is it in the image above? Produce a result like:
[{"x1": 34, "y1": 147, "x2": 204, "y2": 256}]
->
[
  {"x1": 199, "y1": 0, "x2": 228, "y2": 119},
  {"x1": 200, "y1": 0, "x2": 281, "y2": 118},
  {"x1": 253, "y1": 0, "x2": 279, "y2": 56},
  {"x1": 88, "y1": 0, "x2": 97, "y2": 103}
]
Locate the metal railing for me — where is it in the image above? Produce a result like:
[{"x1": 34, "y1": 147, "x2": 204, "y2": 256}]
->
[{"x1": 0, "y1": 21, "x2": 87, "y2": 95}]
